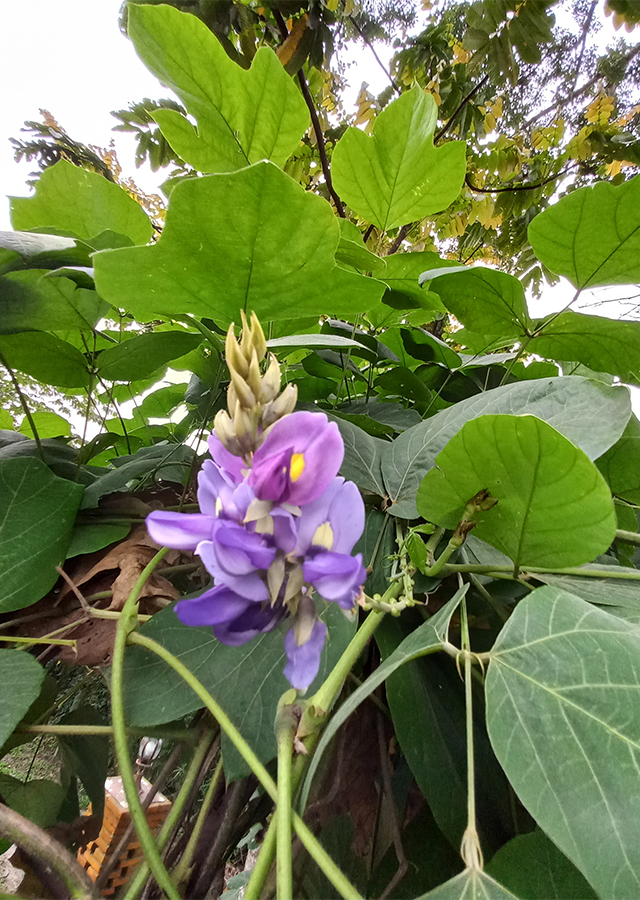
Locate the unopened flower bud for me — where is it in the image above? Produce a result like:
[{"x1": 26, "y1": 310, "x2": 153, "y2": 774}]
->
[
  {"x1": 248, "y1": 310, "x2": 267, "y2": 362},
  {"x1": 233, "y1": 400, "x2": 255, "y2": 440},
  {"x1": 262, "y1": 384, "x2": 298, "y2": 427},
  {"x1": 268, "y1": 555, "x2": 286, "y2": 604},
  {"x1": 225, "y1": 323, "x2": 249, "y2": 379},
  {"x1": 260, "y1": 355, "x2": 281, "y2": 403},
  {"x1": 214, "y1": 409, "x2": 243, "y2": 455},
  {"x1": 246, "y1": 349, "x2": 263, "y2": 398},
  {"x1": 284, "y1": 562, "x2": 305, "y2": 604},
  {"x1": 229, "y1": 367, "x2": 256, "y2": 409},
  {"x1": 293, "y1": 593, "x2": 318, "y2": 646}
]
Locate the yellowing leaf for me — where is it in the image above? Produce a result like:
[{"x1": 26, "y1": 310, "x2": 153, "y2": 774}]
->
[
  {"x1": 276, "y1": 14, "x2": 308, "y2": 65},
  {"x1": 585, "y1": 94, "x2": 615, "y2": 127}
]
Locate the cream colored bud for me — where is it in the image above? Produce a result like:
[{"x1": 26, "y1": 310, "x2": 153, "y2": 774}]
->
[
  {"x1": 268, "y1": 555, "x2": 286, "y2": 605},
  {"x1": 284, "y1": 563, "x2": 305, "y2": 605},
  {"x1": 214, "y1": 409, "x2": 243, "y2": 456},
  {"x1": 293, "y1": 593, "x2": 317, "y2": 646},
  {"x1": 227, "y1": 381, "x2": 238, "y2": 418},
  {"x1": 249, "y1": 311, "x2": 267, "y2": 362},
  {"x1": 246, "y1": 349, "x2": 263, "y2": 398},
  {"x1": 233, "y1": 400, "x2": 254, "y2": 440},
  {"x1": 260, "y1": 355, "x2": 281, "y2": 403},
  {"x1": 229, "y1": 367, "x2": 256, "y2": 410},
  {"x1": 225, "y1": 323, "x2": 249, "y2": 379},
  {"x1": 261, "y1": 384, "x2": 298, "y2": 427}
]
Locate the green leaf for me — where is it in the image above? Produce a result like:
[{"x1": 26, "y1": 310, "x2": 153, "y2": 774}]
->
[
  {"x1": 0, "y1": 331, "x2": 89, "y2": 388},
  {"x1": 19, "y1": 412, "x2": 71, "y2": 439},
  {"x1": 0, "y1": 775, "x2": 65, "y2": 829},
  {"x1": 0, "y1": 457, "x2": 84, "y2": 612},
  {"x1": 266, "y1": 334, "x2": 366, "y2": 351},
  {"x1": 300, "y1": 589, "x2": 465, "y2": 811},
  {"x1": 0, "y1": 230, "x2": 86, "y2": 273},
  {"x1": 56, "y1": 708, "x2": 109, "y2": 823},
  {"x1": 128, "y1": 4, "x2": 308, "y2": 172},
  {"x1": 528, "y1": 175, "x2": 640, "y2": 288},
  {"x1": 332, "y1": 88, "x2": 466, "y2": 230},
  {"x1": 0, "y1": 651, "x2": 45, "y2": 748},
  {"x1": 10, "y1": 159, "x2": 152, "y2": 245},
  {"x1": 419, "y1": 869, "x2": 519, "y2": 899},
  {"x1": 532, "y1": 570, "x2": 640, "y2": 625},
  {"x1": 97, "y1": 331, "x2": 203, "y2": 382},
  {"x1": 94, "y1": 162, "x2": 385, "y2": 326},
  {"x1": 0, "y1": 270, "x2": 106, "y2": 334},
  {"x1": 426, "y1": 266, "x2": 531, "y2": 339},
  {"x1": 66, "y1": 523, "x2": 130, "y2": 559},
  {"x1": 597, "y1": 414, "x2": 640, "y2": 503},
  {"x1": 528, "y1": 311, "x2": 640, "y2": 380},
  {"x1": 382, "y1": 376, "x2": 630, "y2": 518},
  {"x1": 486, "y1": 829, "x2": 597, "y2": 900},
  {"x1": 335, "y1": 237, "x2": 387, "y2": 273},
  {"x1": 122, "y1": 602, "x2": 355, "y2": 781},
  {"x1": 417, "y1": 415, "x2": 616, "y2": 569},
  {"x1": 331, "y1": 417, "x2": 387, "y2": 496},
  {"x1": 486, "y1": 585, "x2": 640, "y2": 900}
]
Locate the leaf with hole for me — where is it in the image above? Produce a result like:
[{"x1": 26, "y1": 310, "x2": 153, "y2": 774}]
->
[{"x1": 417, "y1": 414, "x2": 616, "y2": 568}]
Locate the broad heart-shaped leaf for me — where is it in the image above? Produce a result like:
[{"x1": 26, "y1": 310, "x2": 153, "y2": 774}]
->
[
  {"x1": 299, "y1": 589, "x2": 465, "y2": 811},
  {"x1": 94, "y1": 162, "x2": 385, "y2": 326},
  {"x1": 485, "y1": 586, "x2": 640, "y2": 900},
  {"x1": 128, "y1": 4, "x2": 308, "y2": 173},
  {"x1": 417, "y1": 415, "x2": 616, "y2": 569},
  {"x1": 533, "y1": 570, "x2": 640, "y2": 626},
  {"x1": 97, "y1": 331, "x2": 203, "y2": 382},
  {"x1": 0, "y1": 651, "x2": 45, "y2": 748},
  {"x1": 485, "y1": 829, "x2": 597, "y2": 900},
  {"x1": 382, "y1": 376, "x2": 630, "y2": 519},
  {"x1": 1, "y1": 270, "x2": 106, "y2": 334},
  {"x1": 425, "y1": 266, "x2": 532, "y2": 339},
  {"x1": 0, "y1": 458, "x2": 84, "y2": 612},
  {"x1": 10, "y1": 160, "x2": 152, "y2": 246},
  {"x1": 528, "y1": 310, "x2": 640, "y2": 380},
  {"x1": 0, "y1": 331, "x2": 89, "y2": 388},
  {"x1": 528, "y1": 175, "x2": 640, "y2": 288},
  {"x1": 597, "y1": 414, "x2": 640, "y2": 503},
  {"x1": 123, "y1": 601, "x2": 355, "y2": 781},
  {"x1": 367, "y1": 251, "x2": 451, "y2": 329},
  {"x1": 330, "y1": 417, "x2": 387, "y2": 496},
  {"x1": 332, "y1": 87, "x2": 466, "y2": 231},
  {"x1": 0, "y1": 775, "x2": 65, "y2": 829},
  {"x1": 419, "y1": 869, "x2": 519, "y2": 899}
]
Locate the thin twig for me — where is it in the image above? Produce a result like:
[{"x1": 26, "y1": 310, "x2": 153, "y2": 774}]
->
[
  {"x1": 435, "y1": 75, "x2": 489, "y2": 142},
  {"x1": 0, "y1": 349, "x2": 44, "y2": 460},
  {"x1": 55, "y1": 566, "x2": 91, "y2": 612},
  {"x1": 387, "y1": 223, "x2": 411, "y2": 255},
  {"x1": 349, "y1": 16, "x2": 401, "y2": 94},
  {"x1": 465, "y1": 165, "x2": 577, "y2": 194},
  {"x1": 570, "y1": 1, "x2": 597, "y2": 98}
]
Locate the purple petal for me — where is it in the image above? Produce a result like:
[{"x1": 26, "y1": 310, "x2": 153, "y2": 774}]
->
[
  {"x1": 284, "y1": 619, "x2": 328, "y2": 690},
  {"x1": 197, "y1": 459, "x2": 233, "y2": 516},
  {"x1": 295, "y1": 478, "x2": 364, "y2": 556},
  {"x1": 213, "y1": 522, "x2": 275, "y2": 572},
  {"x1": 214, "y1": 603, "x2": 287, "y2": 646},
  {"x1": 208, "y1": 434, "x2": 245, "y2": 481},
  {"x1": 248, "y1": 448, "x2": 291, "y2": 502},
  {"x1": 146, "y1": 510, "x2": 213, "y2": 550},
  {"x1": 198, "y1": 541, "x2": 269, "y2": 601},
  {"x1": 270, "y1": 507, "x2": 297, "y2": 553},
  {"x1": 175, "y1": 585, "x2": 252, "y2": 627},
  {"x1": 303, "y1": 551, "x2": 366, "y2": 609}
]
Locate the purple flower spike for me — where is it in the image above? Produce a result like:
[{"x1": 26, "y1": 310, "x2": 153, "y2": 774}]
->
[
  {"x1": 146, "y1": 510, "x2": 214, "y2": 551},
  {"x1": 284, "y1": 619, "x2": 328, "y2": 690},
  {"x1": 176, "y1": 584, "x2": 253, "y2": 626},
  {"x1": 250, "y1": 412, "x2": 344, "y2": 506}
]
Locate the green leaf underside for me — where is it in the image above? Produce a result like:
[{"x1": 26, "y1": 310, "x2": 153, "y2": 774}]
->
[
  {"x1": 122, "y1": 602, "x2": 355, "y2": 781},
  {"x1": 0, "y1": 458, "x2": 84, "y2": 612},
  {"x1": 129, "y1": 3, "x2": 308, "y2": 173},
  {"x1": 428, "y1": 266, "x2": 531, "y2": 339},
  {"x1": 418, "y1": 868, "x2": 519, "y2": 899},
  {"x1": 382, "y1": 376, "x2": 630, "y2": 518},
  {"x1": 332, "y1": 87, "x2": 466, "y2": 231},
  {"x1": 93, "y1": 162, "x2": 385, "y2": 326},
  {"x1": 529, "y1": 311, "x2": 640, "y2": 379},
  {"x1": 0, "y1": 331, "x2": 89, "y2": 388},
  {"x1": 597, "y1": 414, "x2": 640, "y2": 503},
  {"x1": 0, "y1": 270, "x2": 105, "y2": 334},
  {"x1": 0, "y1": 651, "x2": 45, "y2": 748},
  {"x1": 97, "y1": 331, "x2": 203, "y2": 381},
  {"x1": 300, "y1": 589, "x2": 465, "y2": 811},
  {"x1": 10, "y1": 159, "x2": 152, "y2": 245},
  {"x1": 417, "y1": 415, "x2": 616, "y2": 569},
  {"x1": 486, "y1": 586, "x2": 640, "y2": 899},
  {"x1": 532, "y1": 571, "x2": 640, "y2": 625},
  {"x1": 528, "y1": 175, "x2": 640, "y2": 289}
]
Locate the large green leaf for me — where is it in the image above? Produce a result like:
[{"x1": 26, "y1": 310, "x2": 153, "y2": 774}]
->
[
  {"x1": 10, "y1": 159, "x2": 152, "y2": 245},
  {"x1": 97, "y1": 331, "x2": 203, "y2": 382},
  {"x1": 56, "y1": 708, "x2": 109, "y2": 823},
  {"x1": 486, "y1": 829, "x2": 597, "y2": 900},
  {"x1": 419, "y1": 869, "x2": 519, "y2": 899},
  {"x1": 94, "y1": 162, "x2": 385, "y2": 325},
  {"x1": 597, "y1": 414, "x2": 640, "y2": 503},
  {"x1": 122, "y1": 601, "x2": 355, "y2": 781},
  {"x1": 0, "y1": 651, "x2": 45, "y2": 748},
  {"x1": 128, "y1": 4, "x2": 308, "y2": 173},
  {"x1": 331, "y1": 417, "x2": 387, "y2": 496},
  {"x1": 528, "y1": 175, "x2": 640, "y2": 288},
  {"x1": 0, "y1": 331, "x2": 89, "y2": 388},
  {"x1": 486, "y1": 585, "x2": 640, "y2": 899},
  {"x1": 533, "y1": 570, "x2": 640, "y2": 625},
  {"x1": 0, "y1": 230, "x2": 87, "y2": 274},
  {"x1": 367, "y1": 251, "x2": 451, "y2": 328},
  {"x1": 300, "y1": 590, "x2": 465, "y2": 811},
  {"x1": 529, "y1": 311, "x2": 640, "y2": 379},
  {"x1": 425, "y1": 266, "x2": 532, "y2": 339},
  {"x1": 417, "y1": 415, "x2": 616, "y2": 569},
  {"x1": 0, "y1": 458, "x2": 84, "y2": 612},
  {"x1": 0, "y1": 775, "x2": 65, "y2": 829},
  {"x1": 382, "y1": 376, "x2": 630, "y2": 518},
  {"x1": 0, "y1": 270, "x2": 106, "y2": 334},
  {"x1": 332, "y1": 87, "x2": 466, "y2": 231}
]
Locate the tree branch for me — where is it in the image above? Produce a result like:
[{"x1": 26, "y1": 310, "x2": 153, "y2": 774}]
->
[
  {"x1": 387, "y1": 223, "x2": 412, "y2": 254},
  {"x1": 464, "y1": 165, "x2": 577, "y2": 194},
  {"x1": 348, "y1": 17, "x2": 401, "y2": 94},
  {"x1": 435, "y1": 75, "x2": 489, "y2": 142}
]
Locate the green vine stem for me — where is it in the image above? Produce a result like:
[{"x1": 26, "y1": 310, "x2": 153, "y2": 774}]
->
[
  {"x1": 110, "y1": 546, "x2": 181, "y2": 900},
  {"x1": 0, "y1": 802, "x2": 97, "y2": 899},
  {"x1": 276, "y1": 695, "x2": 297, "y2": 900},
  {"x1": 459, "y1": 595, "x2": 484, "y2": 871},
  {"x1": 443, "y1": 563, "x2": 640, "y2": 581},
  {"x1": 123, "y1": 729, "x2": 215, "y2": 899},
  {"x1": 616, "y1": 528, "x2": 640, "y2": 546},
  {"x1": 173, "y1": 755, "x2": 224, "y2": 887},
  {"x1": 127, "y1": 631, "x2": 363, "y2": 900},
  {"x1": 244, "y1": 817, "x2": 277, "y2": 900},
  {"x1": 18, "y1": 724, "x2": 197, "y2": 740}
]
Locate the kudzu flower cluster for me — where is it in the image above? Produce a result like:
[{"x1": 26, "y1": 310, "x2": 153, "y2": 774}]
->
[{"x1": 147, "y1": 313, "x2": 366, "y2": 689}]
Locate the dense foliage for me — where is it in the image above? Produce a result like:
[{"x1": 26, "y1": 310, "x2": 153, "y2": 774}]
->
[{"x1": 3, "y1": 1, "x2": 640, "y2": 898}]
